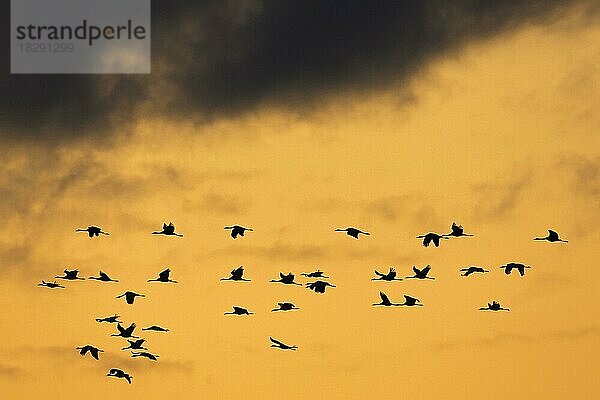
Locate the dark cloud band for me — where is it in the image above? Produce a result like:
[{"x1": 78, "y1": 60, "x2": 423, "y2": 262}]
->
[{"x1": 0, "y1": 0, "x2": 592, "y2": 140}]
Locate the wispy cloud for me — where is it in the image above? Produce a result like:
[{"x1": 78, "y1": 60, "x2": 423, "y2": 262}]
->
[
  {"x1": 430, "y1": 325, "x2": 600, "y2": 351},
  {"x1": 471, "y1": 168, "x2": 533, "y2": 221}
]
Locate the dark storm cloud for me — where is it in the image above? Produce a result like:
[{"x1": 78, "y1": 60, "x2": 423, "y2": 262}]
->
[{"x1": 1, "y1": 0, "x2": 594, "y2": 140}]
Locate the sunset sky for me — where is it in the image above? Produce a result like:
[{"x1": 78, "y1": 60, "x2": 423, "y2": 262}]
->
[{"x1": 0, "y1": 1, "x2": 599, "y2": 399}]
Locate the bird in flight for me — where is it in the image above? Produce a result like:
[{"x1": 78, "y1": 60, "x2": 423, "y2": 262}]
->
[
  {"x1": 306, "y1": 280, "x2": 336, "y2": 293},
  {"x1": 405, "y1": 265, "x2": 435, "y2": 280},
  {"x1": 116, "y1": 291, "x2": 145, "y2": 304},
  {"x1": 460, "y1": 266, "x2": 489, "y2": 276},
  {"x1": 500, "y1": 263, "x2": 531, "y2": 276},
  {"x1": 76, "y1": 345, "x2": 104, "y2": 360},
  {"x1": 96, "y1": 314, "x2": 121, "y2": 324},
  {"x1": 445, "y1": 222, "x2": 474, "y2": 237},
  {"x1": 372, "y1": 267, "x2": 402, "y2": 281},
  {"x1": 335, "y1": 227, "x2": 370, "y2": 239},
  {"x1": 301, "y1": 269, "x2": 329, "y2": 278},
  {"x1": 88, "y1": 271, "x2": 118, "y2": 282},
  {"x1": 131, "y1": 351, "x2": 159, "y2": 361},
  {"x1": 37, "y1": 280, "x2": 64, "y2": 289},
  {"x1": 479, "y1": 301, "x2": 510, "y2": 311},
  {"x1": 111, "y1": 323, "x2": 139, "y2": 338},
  {"x1": 416, "y1": 232, "x2": 448, "y2": 247},
  {"x1": 76, "y1": 226, "x2": 109, "y2": 237},
  {"x1": 142, "y1": 325, "x2": 169, "y2": 332},
  {"x1": 152, "y1": 222, "x2": 183, "y2": 237},
  {"x1": 272, "y1": 302, "x2": 299, "y2": 312},
  {"x1": 122, "y1": 339, "x2": 147, "y2": 351},
  {"x1": 148, "y1": 268, "x2": 178, "y2": 283},
  {"x1": 534, "y1": 229, "x2": 568, "y2": 243},
  {"x1": 224, "y1": 306, "x2": 253, "y2": 316},
  {"x1": 221, "y1": 266, "x2": 250, "y2": 281},
  {"x1": 270, "y1": 337, "x2": 297, "y2": 351},
  {"x1": 400, "y1": 295, "x2": 423, "y2": 307},
  {"x1": 107, "y1": 368, "x2": 132, "y2": 384},
  {"x1": 55, "y1": 269, "x2": 84, "y2": 280},
  {"x1": 372, "y1": 291, "x2": 401, "y2": 307},
  {"x1": 224, "y1": 225, "x2": 253, "y2": 239},
  {"x1": 270, "y1": 272, "x2": 302, "y2": 285}
]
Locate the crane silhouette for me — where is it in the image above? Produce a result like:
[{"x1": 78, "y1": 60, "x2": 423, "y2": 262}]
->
[
  {"x1": 89, "y1": 271, "x2": 118, "y2": 282},
  {"x1": 335, "y1": 227, "x2": 370, "y2": 239},
  {"x1": 111, "y1": 323, "x2": 139, "y2": 338},
  {"x1": 37, "y1": 280, "x2": 64, "y2": 289},
  {"x1": 76, "y1": 345, "x2": 104, "y2": 360},
  {"x1": 224, "y1": 225, "x2": 253, "y2": 238},
  {"x1": 224, "y1": 306, "x2": 253, "y2": 315},
  {"x1": 416, "y1": 232, "x2": 448, "y2": 247},
  {"x1": 116, "y1": 291, "x2": 145, "y2": 304},
  {"x1": 148, "y1": 268, "x2": 178, "y2": 283},
  {"x1": 400, "y1": 295, "x2": 423, "y2": 306},
  {"x1": 152, "y1": 222, "x2": 183, "y2": 237},
  {"x1": 534, "y1": 229, "x2": 568, "y2": 243},
  {"x1": 270, "y1": 337, "x2": 297, "y2": 350},
  {"x1": 445, "y1": 222, "x2": 474, "y2": 237},
  {"x1": 272, "y1": 302, "x2": 299, "y2": 312},
  {"x1": 270, "y1": 272, "x2": 301, "y2": 285},
  {"x1": 122, "y1": 339, "x2": 147, "y2": 350},
  {"x1": 76, "y1": 226, "x2": 109, "y2": 237},
  {"x1": 131, "y1": 351, "x2": 159, "y2": 361},
  {"x1": 372, "y1": 291, "x2": 400, "y2": 306},
  {"x1": 107, "y1": 368, "x2": 132, "y2": 384},
  {"x1": 306, "y1": 280, "x2": 336, "y2": 293},
  {"x1": 96, "y1": 314, "x2": 121, "y2": 323},
  {"x1": 405, "y1": 265, "x2": 435, "y2": 280},
  {"x1": 372, "y1": 267, "x2": 402, "y2": 281},
  {"x1": 500, "y1": 263, "x2": 531, "y2": 276},
  {"x1": 55, "y1": 269, "x2": 84, "y2": 280},
  {"x1": 301, "y1": 270, "x2": 329, "y2": 278},
  {"x1": 221, "y1": 266, "x2": 250, "y2": 281},
  {"x1": 142, "y1": 325, "x2": 169, "y2": 332},
  {"x1": 479, "y1": 301, "x2": 510, "y2": 311},
  {"x1": 460, "y1": 266, "x2": 489, "y2": 276}
]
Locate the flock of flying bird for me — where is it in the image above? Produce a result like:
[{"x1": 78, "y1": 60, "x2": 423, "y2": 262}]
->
[{"x1": 36, "y1": 222, "x2": 568, "y2": 384}]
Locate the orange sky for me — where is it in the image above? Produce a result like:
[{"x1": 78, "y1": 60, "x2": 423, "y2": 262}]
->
[{"x1": 0, "y1": 7, "x2": 599, "y2": 400}]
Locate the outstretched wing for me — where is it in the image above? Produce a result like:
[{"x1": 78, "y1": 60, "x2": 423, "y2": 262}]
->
[
  {"x1": 422, "y1": 265, "x2": 431, "y2": 274},
  {"x1": 159, "y1": 269, "x2": 171, "y2": 280},
  {"x1": 270, "y1": 337, "x2": 285, "y2": 346},
  {"x1": 124, "y1": 323, "x2": 136, "y2": 334},
  {"x1": 412, "y1": 266, "x2": 420, "y2": 274},
  {"x1": 379, "y1": 291, "x2": 390, "y2": 303}
]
